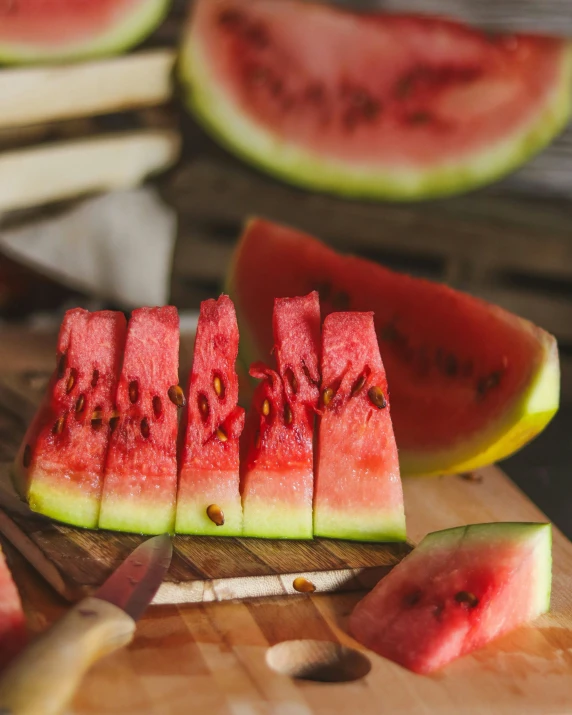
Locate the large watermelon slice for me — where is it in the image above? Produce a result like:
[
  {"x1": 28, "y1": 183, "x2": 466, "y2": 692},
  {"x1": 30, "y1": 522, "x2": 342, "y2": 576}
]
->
[
  {"x1": 240, "y1": 292, "x2": 320, "y2": 539},
  {"x1": 0, "y1": 545, "x2": 27, "y2": 671},
  {"x1": 13, "y1": 308, "x2": 126, "y2": 528},
  {"x1": 176, "y1": 296, "x2": 245, "y2": 536},
  {"x1": 314, "y1": 312, "x2": 406, "y2": 542},
  {"x1": 181, "y1": 0, "x2": 572, "y2": 200},
  {"x1": 0, "y1": 0, "x2": 171, "y2": 65},
  {"x1": 99, "y1": 306, "x2": 180, "y2": 535},
  {"x1": 228, "y1": 219, "x2": 560, "y2": 477},
  {"x1": 349, "y1": 522, "x2": 552, "y2": 673}
]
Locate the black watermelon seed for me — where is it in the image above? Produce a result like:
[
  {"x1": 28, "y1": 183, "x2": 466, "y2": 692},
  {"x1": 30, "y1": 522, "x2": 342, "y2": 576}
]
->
[
  {"x1": 455, "y1": 591, "x2": 479, "y2": 608},
  {"x1": 403, "y1": 590, "x2": 422, "y2": 607}
]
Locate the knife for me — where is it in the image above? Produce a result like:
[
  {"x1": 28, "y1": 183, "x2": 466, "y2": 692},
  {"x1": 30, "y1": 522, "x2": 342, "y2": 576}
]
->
[{"x1": 0, "y1": 533, "x2": 172, "y2": 715}]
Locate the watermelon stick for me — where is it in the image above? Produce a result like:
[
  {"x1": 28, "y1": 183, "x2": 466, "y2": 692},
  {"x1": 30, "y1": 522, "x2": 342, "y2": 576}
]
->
[
  {"x1": 13, "y1": 308, "x2": 127, "y2": 529},
  {"x1": 99, "y1": 307, "x2": 180, "y2": 535},
  {"x1": 241, "y1": 292, "x2": 321, "y2": 539},
  {"x1": 176, "y1": 296, "x2": 245, "y2": 536},
  {"x1": 314, "y1": 312, "x2": 406, "y2": 542}
]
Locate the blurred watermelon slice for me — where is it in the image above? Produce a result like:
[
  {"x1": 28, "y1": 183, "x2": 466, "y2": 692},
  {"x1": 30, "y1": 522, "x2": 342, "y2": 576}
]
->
[{"x1": 0, "y1": 0, "x2": 171, "y2": 65}]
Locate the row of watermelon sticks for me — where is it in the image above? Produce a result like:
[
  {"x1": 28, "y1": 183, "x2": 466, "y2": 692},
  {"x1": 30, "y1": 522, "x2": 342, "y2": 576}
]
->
[{"x1": 13, "y1": 291, "x2": 405, "y2": 540}]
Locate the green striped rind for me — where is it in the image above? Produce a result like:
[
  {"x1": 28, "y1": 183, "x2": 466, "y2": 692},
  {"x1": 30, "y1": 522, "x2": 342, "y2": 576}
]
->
[
  {"x1": 400, "y1": 328, "x2": 560, "y2": 477},
  {"x1": 99, "y1": 486, "x2": 175, "y2": 534},
  {"x1": 242, "y1": 496, "x2": 313, "y2": 540},
  {"x1": 175, "y1": 475, "x2": 243, "y2": 536},
  {"x1": 419, "y1": 522, "x2": 552, "y2": 614},
  {"x1": 0, "y1": 0, "x2": 171, "y2": 65},
  {"x1": 313, "y1": 507, "x2": 407, "y2": 543},
  {"x1": 181, "y1": 33, "x2": 572, "y2": 201},
  {"x1": 26, "y1": 470, "x2": 100, "y2": 529}
]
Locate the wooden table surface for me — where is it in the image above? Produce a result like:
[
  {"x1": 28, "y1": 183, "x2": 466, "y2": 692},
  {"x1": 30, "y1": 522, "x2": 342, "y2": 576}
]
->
[{"x1": 3, "y1": 329, "x2": 572, "y2": 714}]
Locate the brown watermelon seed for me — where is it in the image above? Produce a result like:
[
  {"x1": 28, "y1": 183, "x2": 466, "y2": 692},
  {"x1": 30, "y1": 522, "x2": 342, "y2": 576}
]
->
[
  {"x1": 75, "y1": 394, "x2": 85, "y2": 414},
  {"x1": 351, "y1": 374, "x2": 366, "y2": 397},
  {"x1": 213, "y1": 375, "x2": 225, "y2": 399},
  {"x1": 403, "y1": 590, "x2": 422, "y2": 607},
  {"x1": 52, "y1": 416, "x2": 65, "y2": 435},
  {"x1": 168, "y1": 385, "x2": 185, "y2": 408},
  {"x1": 293, "y1": 577, "x2": 316, "y2": 593},
  {"x1": 408, "y1": 111, "x2": 432, "y2": 125},
  {"x1": 217, "y1": 426, "x2": 228, "y2": 442},
  {"x1": 91, "y1": 369, "x2": 99, "y2": 388},
  {"x1": 285, "y1": 368, "x2": 298, "y2": 395},
  {"x1": 109, "y1": 411, "x2": 120, "y2": 432},
  {"x1": 141, "y1": 418, "x2": 150, "y2": 439},
  {"x1": 368, "y1": 386, "x2": 387, "y2": 409},
  {"x1": 23, "y1": 444, "x2": 32, "y2": 468},
  {"x1": 284, "y1": 403, "x2": 293, "y2": 425},
  {"x1": 261, "y1": 399, "x2": 271, "y2": 417},
  {"x1": 66, "y1": 369, "x2": 77, "y2": 394},
  {"x1": 255, "y1": 430, "x2": 261, "y2": 450},
  {"x1": 91, "y1": 409, "x2": 103, "y2": 429},
  {"x1": 332, "y1": 290, "x2": 350, "y2": 310},
  {"x1": 153, "y1": 396, "x2": 162, "y2": 419},
  {"x1": 455, "y1": 591, "x2": 479, "y2": 608},
  {"x1": 476, "y1": 370, "x2": 502, "y2": 400},
  {"x1": 206, "y1": 504, "x2": 225, "y2": 526},
  {"x1": 57, "y1": 353, "x2": 66, "y2": 379},
  {"x1": 322, "y1": 387, "x2": 335, "y2": 407},
  {"x1": 198, "y1": 394, "x2": 209, "y2": 418},
  {"x1": 129, "y1": 380, "x2": 139, "y2": 403},
  {"x1": 444, "y1": 354, "x2": 458, "y2": 377}
]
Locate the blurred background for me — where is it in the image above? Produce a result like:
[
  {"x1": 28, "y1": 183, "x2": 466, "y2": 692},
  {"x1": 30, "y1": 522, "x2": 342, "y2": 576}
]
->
[{"x1": 0, "y1": 0, "x2": 571, "y2": 534}]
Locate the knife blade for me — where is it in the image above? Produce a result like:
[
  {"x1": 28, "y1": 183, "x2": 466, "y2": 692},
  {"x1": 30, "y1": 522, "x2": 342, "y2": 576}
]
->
[{"x1": 0, "y1": 534, "x2": 172, "y2": 715}]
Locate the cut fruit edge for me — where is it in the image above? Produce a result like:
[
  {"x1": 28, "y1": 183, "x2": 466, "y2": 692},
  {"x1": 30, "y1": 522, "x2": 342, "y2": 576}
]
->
[
  {"x1": 0, "y1": 0, "x2": 171, "y2": 65},
  {"x1": 400, "y1": 331, "x2": 560, "y2": 477},
  {"x1": 181, "y1": 34, "x2": 572, "y2": 200}
]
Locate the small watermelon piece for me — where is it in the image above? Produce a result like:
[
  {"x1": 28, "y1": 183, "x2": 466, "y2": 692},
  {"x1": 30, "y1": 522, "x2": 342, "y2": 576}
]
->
[
  {"x1": 228, "y1": 219, "x2": 560, "y2": 477},
  {"x1": 181, "y1": 0, "x2": 572, "y2": 200},
  {"x1": 176, "y1": 296, "x2": 245, "y2": 536},
  {"x1": 0, "y1": 0, "x2": 171, "y2": 65},
  {"x1": 241, "y1": 293, "x2": 320, "y2": 538},
  {"x1": 13, "y1": 308, "x2": 126, "y2": 528},
  {"x1": 99, "y1": 306, "x2": 180, "y2": 535},
  {"x1": 314, "y1": 312, "x2": 406, "y2": 542},
  {"x1": 0, "y1": 545, "x2": 27, "y2": 671},
  {"x1": 349, "y1": 522, "x2": 552, "y2": 674}
]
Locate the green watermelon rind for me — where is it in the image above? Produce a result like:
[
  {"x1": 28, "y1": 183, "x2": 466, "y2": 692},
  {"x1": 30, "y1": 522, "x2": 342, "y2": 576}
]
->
[
  {"x1": 26, "y1": 472, "x2": 100, "y2": 530},
  {"x1": 314, "y1": 508, "x2": 407, "y2": 543},
  {"x1": 0, "y1": 0, "x2": 171, "y2": 65},
  {"x1": 98, "y1": 493, "x2": 176, "y2": 535},
  {"x1": 181, "y1": 35, "x2": 572, "y2": 201},
  {"x1": 418, "y1": 522, "x2": 552, "y2": 614}
]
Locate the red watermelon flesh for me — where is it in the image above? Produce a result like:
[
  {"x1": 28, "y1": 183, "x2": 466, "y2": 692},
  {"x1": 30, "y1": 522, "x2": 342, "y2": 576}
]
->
[
  {"x1": 349, "y1": 522, "x2": 552, "y2": 674},
  {"x1": 176, "y1": 295, "x2": 245, "y2": 536},
  {"x1": 0, "y1": 546, "x2": 27, "y2": 671},
  {"x1": 99, "y1": 306, "x2": 180, "y2": 535},
  {"x1": 183, "y1": 0, "x2": 572, "y2": 199},
  {"x1": 0, "y1": 0, "x2": 171, "y2": 64},
  {"x1": 13, "y1": 308, "x2": 126, "y2": 529},
  {"x1": 228, "y1": 219, "x2": 559, "y2": 477},
  {"x1": 314, "y1": 312, "x2": 405, "y2": 542},
  {"x1": 240, "y1": 293, "x2": 320, "y2": 539}
]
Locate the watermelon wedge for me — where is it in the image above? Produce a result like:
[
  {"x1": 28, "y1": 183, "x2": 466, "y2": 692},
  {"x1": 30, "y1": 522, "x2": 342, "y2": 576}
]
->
[
  {"x1": 241, "y1": 293, "x2": 320, "y2": 539},
  {"x1": 0, "y1": 0, "x2": 171, "y2": 65},
  {"x1": 13, "y1": 308, "x2": 126, "y2": 528},
  {"x1": 176, "y1": 296, "x2": 245, "y2": 536},
  {"x1": 314, "y1": 312, "x2": 406, "y2": 542},
  {"x1": 181, "y1": 0, "x2": 572, "y2": 200},
  {"x1": 349, "y1": 522, "x2": 552, "y2": 674},
  {"x1": 0, "y1": 545, "x2": 27, "y2": 671},
  {"x1": 228, "y1": 219, "x2": 560, "y2": 477},
  {"x1": 99, "y1": 306, "x2": 180, "y2": 535}
]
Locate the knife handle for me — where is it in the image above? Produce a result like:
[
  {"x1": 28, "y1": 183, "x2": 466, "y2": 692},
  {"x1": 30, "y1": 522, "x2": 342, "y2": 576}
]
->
[{"x1": 0, "y1": 596, "x2": 135, "y2": 715}]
